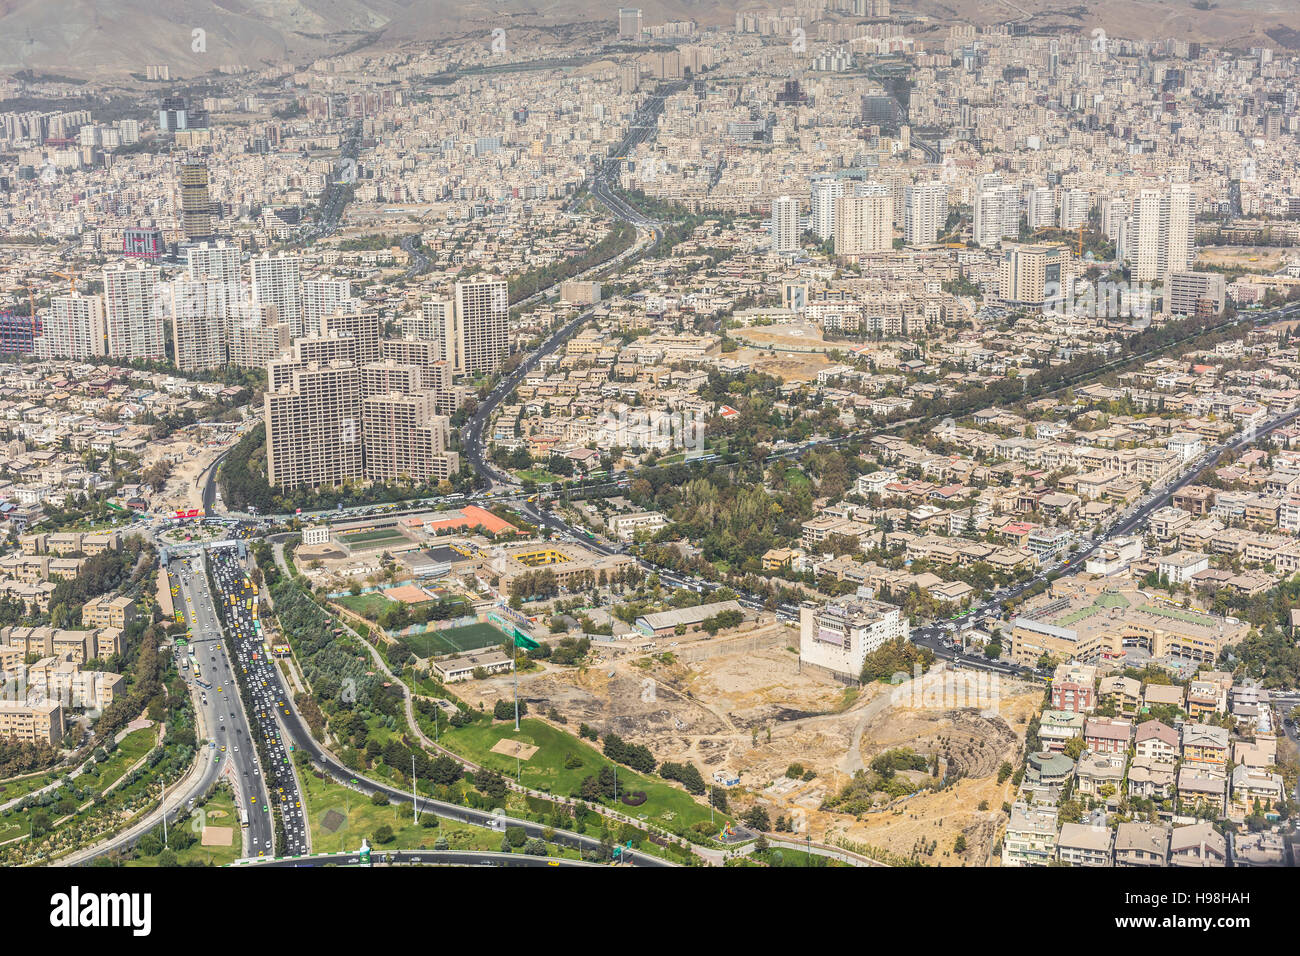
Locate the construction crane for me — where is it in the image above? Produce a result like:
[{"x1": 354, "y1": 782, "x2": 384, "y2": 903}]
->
[
  {"x1": 1031, "y1": 223, "x2": 1087, "y2": 257},
  {"x1": 51, "y1": 268, "x2": 78, "y2": 295},
  {"x1": 0, "y1": 265, "x2": 38, "y2": 318}
]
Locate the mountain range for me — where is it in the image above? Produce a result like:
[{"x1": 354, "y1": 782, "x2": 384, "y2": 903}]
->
[{"x1": 2, "y1": 1, "x2": 1298, "y2": 79}]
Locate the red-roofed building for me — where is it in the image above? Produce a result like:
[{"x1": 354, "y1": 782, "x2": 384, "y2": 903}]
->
[
  {"x1": 1084, "y1": 717, "x2": 1133, "y2": 754},
  {"x1": 424, "y1": 505, "x2": 517, "y2": 536}
]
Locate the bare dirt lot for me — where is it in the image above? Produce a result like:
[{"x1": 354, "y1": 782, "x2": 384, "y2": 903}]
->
[
  {"x1": 742, "y1": 347, "x2": 837, "y2": 383},
  {"x1": 141, "y1": 433, "x2": 230, "y2": 513},
  {"x1": 1195, "y1": 245, "x2": 1294, "y2": 272},
  {"x1": 458, "y1": 624, "x2": 1043, "y2": 865}
]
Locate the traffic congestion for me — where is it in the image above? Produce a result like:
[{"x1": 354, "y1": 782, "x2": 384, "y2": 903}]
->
[{"x1": 208, "y1": 546, "x2": 309, "y2": 858}]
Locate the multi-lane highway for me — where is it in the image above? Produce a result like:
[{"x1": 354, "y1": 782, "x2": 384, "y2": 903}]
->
[
  {"x1": 175, "y1": 551, "x2": 277, "y2": 855},
  {"x1": 243, "y1": 587, "x2": 674, "y2": 865},
  {"x1": 66, "y1": 551, "x2": 274, "y2": 865},
  {"x1": 303, "y1": 122, "x2": 364, "y2": 242},
  {"x1": 207, "y1": 545, "x2": 310, "y2": 857}
]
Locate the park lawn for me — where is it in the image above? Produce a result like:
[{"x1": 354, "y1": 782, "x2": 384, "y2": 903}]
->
[
  {"x1": 81, "y1": 727, "x2": 158, "y2": 793},
  {"x1": 297, "y1": 761, "x2": 504, "y2": 855},
  {"x1": 515, "y1": 469, "x2": 563, "y2": 484},
  {"x1": 782, "y1": 468, "x2": 811, "y2": 490},
  {"x1": 0, "y1": 817, "x2": 29, "y2": 842},
  {"x1": 401, "y1": 667, "x2": 448, "y2": 699},
  {"x1": 0, "y1": 769, "x2": 59, "y2": 804},
  {"x1": 364, "y1": 714, "x2": 401, "y2": 748},
  {"x1": 434, "y1": 714, "x2": 725, "y2": 836},
  {"x1": 755, "y1": 847, "x2": 850, "y2": 867},
  {"x1": 336, "y1": 592, "x2": 399, "y2": 619},
  {"x1": 181, "y1": 788, "x2": 242, "y2": 866},
  {"x1": 126, "y1": 789, "x2": 242, "y2": 867}
]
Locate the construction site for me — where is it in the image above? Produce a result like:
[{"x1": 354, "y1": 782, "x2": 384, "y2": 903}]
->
[{"x1": 458, "y1": 619, "x2": 1044, "y2": 866}]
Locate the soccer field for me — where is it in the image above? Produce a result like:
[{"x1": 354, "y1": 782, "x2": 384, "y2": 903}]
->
[{"x1": 401, "y1": 622, "x2": 507, "y2": 658}]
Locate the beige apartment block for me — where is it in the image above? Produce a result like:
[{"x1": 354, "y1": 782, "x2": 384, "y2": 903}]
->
[
  {"x1": 0, "y1": 700, "x2": 64, "y2": 745},
  {"x1": 361, "y1": 392, "x2": 458, "y2": 483},
  {"x1": 81, "y1": 595, "x2": 137, "y2": 630},
  {"x1": 264, "y1": 361, "x2": 365, "y2": 490}
]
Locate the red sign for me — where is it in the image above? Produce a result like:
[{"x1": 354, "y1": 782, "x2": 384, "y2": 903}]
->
[{"x1": 174, "y1": 508, "x2": 200, "y2": 519}]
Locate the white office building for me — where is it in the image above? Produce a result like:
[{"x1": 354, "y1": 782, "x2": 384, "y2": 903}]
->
[
  {"x1": 1129, "y1": 183, "x2": 1195, "y2": 282},
  {"x1": 973, "y1": 173, "x2": 1021, "y2": 247},
  {"x1": 799, "y1": 595, "x2": 909, "y2": 682},
  {"x1": 904, "y1": 180, "x2": 948, "y2": 246},
  {"x1": 770, "y1": 195, "x2": 802, "y2": 253},
  {"x1": 453, "y1": 276, "x2": 509, "y2": 376},
  {"x1": 835, "y1": 181, "x2": 892, "y2": 256},
  {"x1": 810, "y1": 177, "x2": 844, "y2": 242},
  {"x1": 35, "y1": 293, "x2": 106, "y2": 360},
  {"x1": 251, "y1": 254, "x2": 305, "y2": 338}
]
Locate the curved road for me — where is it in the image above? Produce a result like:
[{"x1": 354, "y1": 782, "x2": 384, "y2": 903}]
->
[
  {"x1": 460, "y1": 84, "x2": 679, "y2": 491},
  {"x1": 265, "y1": 536, "x2": 676, "y2": 866},
  {"x1": 239, "y1": 849, "x2": 597, "y2": 868}
]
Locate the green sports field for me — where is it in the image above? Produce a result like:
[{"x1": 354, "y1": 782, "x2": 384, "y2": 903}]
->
[
  {"x1": 335, "y1": 592, "x2": 399, "y2": 619},
  {"x1": 338, "y1": 528, "x2": 408, "y2": 549},
  {"x1": 400, "y1": 621, "x2": 506, "y2": 658}
]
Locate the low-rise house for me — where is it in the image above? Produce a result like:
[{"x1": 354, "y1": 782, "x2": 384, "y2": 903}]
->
[
  {"x1": 1156, "y1": 550, "x2": 1210, "y2": 584},
  {"x1": 605, "y1": 511, "x2": 668, "y2": 541},
  {"x1": 1169, "y1": 822, "x2": 1227, "y2": 867},
  {"x1": 1099, "y1": 675, "x2": 1141, "y2": 716},
  {"x1": 1056, "y1": 823, "x2": 1113, "y2": 867},
  {"x1": 1229, "y1": 765, "x2": 1284, "y2": 821},
  {"x1": 1114, "y1": 822, "x2": 1170, "y2": 867},
  {"x1": 81, "y1": 594, "x2": 137, "y2": 630},
  {"x1": 1177, "y1": 766, "x2": 1227, "y2": 817},
  {"x1": 1181, "y1": 724, "x2": 1229, "y2": 768},
  {"x1": 1128, "y1": 756, "x2": 1177, "y2": 802},
  {"x1": 1233, "y1": 738, "x2": 1275, "y2": 769},
  {"x1": 1134, "y1": 719, "x2": 1179, "y2": 763},
  {"x1": 1023, "y1": 751, "x2": 1075, "y2": 803},
  {"x1": 1075, "y1": 751, "x2": 1125, "y2": 798},
  {"x1": 1233, "y1": 831, "x2": 1289, "y2": 867},
  {"x1": 1038, "y1": 709, "x2": 1087, "y2": 752},
  {"x1": 1185, "y1": 679, "x2": 1227, "y2": 718},
  {"x1": 1003, "y1": 802, "x2": 1059, "y2": 867},
  {"x1": 430, "y1": 650, "x2": 514, "y2": 683},
  {"x1": 1143, "y1": 683, "x2": 1185, "y2": 711},
  {"x1": 1050, "y1": 662, "x2": 1097, "y2": 713},
  {"x1": 1083, "y1": 716, "x2": 1132, "y2": 754}
]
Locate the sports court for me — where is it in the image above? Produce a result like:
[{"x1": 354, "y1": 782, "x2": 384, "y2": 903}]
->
[
  {"x1": 338, "y1": 527, "x2": 409, "y2": 550},
  {"x1": 490, "y1": 738, "x2": 539, "y2": 760},
  {"x1": 400, "y1": 621, "x2": 507, "y2": 658},
  {"x1": 384, "y1": 584, "x2": 432, "y2": 604}
]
